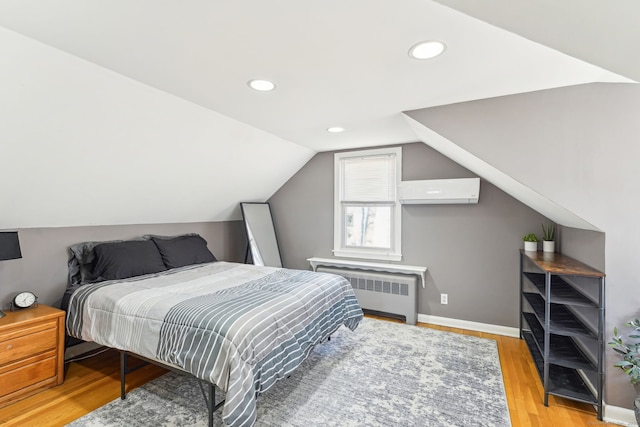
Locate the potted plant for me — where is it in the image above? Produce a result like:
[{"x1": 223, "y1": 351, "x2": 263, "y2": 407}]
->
[
  {"x1": 609, "y1": 320, "x2": 640, "y2": 423},
  {"x1": 541, "y1": 223, "x2": 555, "y2": 253},
  {"x1": 522, "y1": 233, "x2": 538, "y2": 252}
]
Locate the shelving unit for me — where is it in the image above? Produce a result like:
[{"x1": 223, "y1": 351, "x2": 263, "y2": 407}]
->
[{"x1": 519, "y1": 250, "x2": 605, "y2": 420}]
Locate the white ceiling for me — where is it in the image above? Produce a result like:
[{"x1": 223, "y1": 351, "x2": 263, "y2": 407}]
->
[
  {"x1": 435, "y1": 0, "x2": 640, "y2": 83},
  {"x1": 0, "y1": 0, "x2": 632, "y2": 153},
  {"x1": 1, "y1": 0, "x2": 637, "y2": 229}
]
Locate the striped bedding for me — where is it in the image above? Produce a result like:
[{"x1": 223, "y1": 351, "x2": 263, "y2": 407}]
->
[{"x1": 66, "y1": 261, "x2": 363, "y2": 427}]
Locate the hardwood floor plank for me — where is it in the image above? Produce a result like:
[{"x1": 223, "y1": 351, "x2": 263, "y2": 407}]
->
[{"x1": 0, "y1": 316, "x2": 619, "y2": 426}]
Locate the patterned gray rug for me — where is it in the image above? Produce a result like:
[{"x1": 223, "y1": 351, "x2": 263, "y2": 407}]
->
[{"x1": 67, "y1": 318, "x2": 511, "y2": 427}]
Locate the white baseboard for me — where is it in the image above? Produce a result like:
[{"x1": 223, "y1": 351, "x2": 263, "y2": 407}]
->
[
  {"x1": 417, "y1": 313, "x2": 520, "y2": 338},
  {"x1": 604, "y1": 404, "x2": 637, "y2": 426}
]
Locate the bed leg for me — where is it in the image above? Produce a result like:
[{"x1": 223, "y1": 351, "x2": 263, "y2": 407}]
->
[
  {"x1": 208, "y1": 383, "x2": 214, "y2": 427},
  {"x1": 198, "y1": 379, "x2": 224, "y2": 425},
  {"x1": 120, "y1": 351, "x2": 127, "y2": 400}
]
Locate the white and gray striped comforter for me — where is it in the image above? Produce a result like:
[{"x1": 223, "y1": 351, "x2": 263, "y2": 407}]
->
[{"x1": 66, "y1": 261, "x2": 363, "y2": 427}]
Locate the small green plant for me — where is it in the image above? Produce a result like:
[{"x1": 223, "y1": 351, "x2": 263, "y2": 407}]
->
[
  {"x1": 523, "y1": 233, "x2": 538, "y2": 242},
  {"x1": 609, "y1": 319, "x2": 640, "y2": 384},
  {"x1": 541, "y1": 223, "x2": 555, "y2": 241}
]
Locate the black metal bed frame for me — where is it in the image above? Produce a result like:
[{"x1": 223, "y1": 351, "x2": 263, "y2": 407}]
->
[
  {"x1": 117, "y1": 336, "x2": 333, "y2": 426},
  {"x1": 119, "y1": 351, "x2": 224, "y2": 427}
]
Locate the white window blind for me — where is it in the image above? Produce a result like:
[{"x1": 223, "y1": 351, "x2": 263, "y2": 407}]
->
[
  {"x1": 340, "y1": 154, "x2": 397, "y2": 202},
  {"x1": 334, "y1": 147, "x2": 402, "y2": 262}
]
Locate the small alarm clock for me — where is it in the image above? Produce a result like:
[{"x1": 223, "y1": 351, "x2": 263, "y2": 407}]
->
[{"x1": 11, "y1": 291, "x2": 38, "y2": 311}]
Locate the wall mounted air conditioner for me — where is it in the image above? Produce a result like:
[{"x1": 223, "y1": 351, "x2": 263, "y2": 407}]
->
[{"x1": 398, "y1": 178, "x2": 480, "y2": 205}]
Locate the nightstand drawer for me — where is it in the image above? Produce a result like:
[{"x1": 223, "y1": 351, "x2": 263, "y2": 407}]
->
[
  {"x1": 0, "y1": 318, "x2": 57, "y2": 342},
  {"x1": 0, "y1": 328, "x2": 57, "y2": 366},
  {"x1": 2, "y1": 354, "x2": 57, "y2": 397}
]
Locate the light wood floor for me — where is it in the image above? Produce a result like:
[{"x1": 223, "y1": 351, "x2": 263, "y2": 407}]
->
[{"x1": 0, "y1": 316, "x2": 616, "y2": 427}]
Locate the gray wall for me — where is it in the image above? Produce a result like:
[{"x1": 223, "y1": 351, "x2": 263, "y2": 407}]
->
[
  {"x1": 269, "y1": 142, "x2": 550, "y2": 328},
  {"x1": 0, "y1": 221, "x2": 246, "y2": 311},
  {"x1": 406, "y1": 83, "x2": 640, "y2": 409},
  {"x1": 559, "y1": 226, "x2": 605, "y2": 273},
  {"x1": 557, "y1": 226, "x2": 605, "y2": 377}
]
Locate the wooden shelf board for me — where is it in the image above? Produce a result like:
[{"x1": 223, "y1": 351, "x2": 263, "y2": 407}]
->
[{"x1": 521, "y1": 251, "x2": 604, "y2": 277}]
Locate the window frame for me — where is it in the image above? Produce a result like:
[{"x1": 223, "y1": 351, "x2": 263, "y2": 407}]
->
[{"x1": 333, "y1": 147, "x2": 402, "y2": 261}]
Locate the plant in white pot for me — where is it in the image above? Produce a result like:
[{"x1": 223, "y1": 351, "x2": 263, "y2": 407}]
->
[
  {"x1": 522, "y1": 233, "x2": 538, "y2": 252},
  {"x1": 609, "y1": 319, "x2": 640, "y2": 424},
  {"x1": 541, "y1": 223, "x2": 555, "y2": 253}
]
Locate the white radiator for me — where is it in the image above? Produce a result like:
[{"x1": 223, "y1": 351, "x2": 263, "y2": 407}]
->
[{"x1": 316, "y1": 266, "x2": 418, "y2": 325}]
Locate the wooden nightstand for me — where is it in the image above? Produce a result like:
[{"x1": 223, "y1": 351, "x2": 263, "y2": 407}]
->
[{"x1": 0, "y1": 305, "x2": 65, "y2": 408}]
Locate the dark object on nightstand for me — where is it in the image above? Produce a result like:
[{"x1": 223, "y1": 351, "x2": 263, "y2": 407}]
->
[{"x1": 0, "y1": 231, "x2": 23, "y2": 318}]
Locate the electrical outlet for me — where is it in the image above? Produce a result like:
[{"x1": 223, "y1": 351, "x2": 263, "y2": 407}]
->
[{"x1": 440, "y1": 293, "x2": 448, "y2": 305}]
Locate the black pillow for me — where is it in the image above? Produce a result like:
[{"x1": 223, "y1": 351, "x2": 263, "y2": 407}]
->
[
  {"x1": 151, "y1": 234, "x2": 216, "y2": 269},
  {"x1": 93, "y1": 240, "x2": 167, "y2": 281},
  {"x1": 68, "y1": 239, "x2": 125, "y2": 285}
]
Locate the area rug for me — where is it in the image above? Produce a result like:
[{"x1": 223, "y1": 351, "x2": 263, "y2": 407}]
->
[{"x1": 67, "y1": 318, "x2": 511, "y2": 427}]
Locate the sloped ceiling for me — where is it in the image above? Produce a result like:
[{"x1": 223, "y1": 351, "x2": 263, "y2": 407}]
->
[
  {"x1": 435, "y1": 0, "x2": 640, "y2": 83},
  {"x1": 0, "y1": 27, "x2": 314, "y2": 228},
  {"x1": 0, "y1": 0, "x2": 635, "y2": 228},
  {"x1": 404, "y1": 0, "x2": 640, "y2": 231},
  {"x1": 403, "y1": 114, "x2": 601, "y2": 231}
]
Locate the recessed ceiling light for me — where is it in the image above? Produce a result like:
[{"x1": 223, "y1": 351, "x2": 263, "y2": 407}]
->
[
  {"x1": 248, "y1": 79, "x2": 276, "y2": 91},
  {"x1": 409, "y1": 41, "x2": 446, "y2": 60},
  {"x1": 327, "y1": 127, "x2": 345, "y2": 133}
]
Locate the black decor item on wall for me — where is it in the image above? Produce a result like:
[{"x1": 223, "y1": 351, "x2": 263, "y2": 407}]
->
[
  {"x1": 0, "y1": 231, "x2": 22, "y2": 318},
  {"x1": 240, "y1": 202, "x2": 283, "y2": 268}
]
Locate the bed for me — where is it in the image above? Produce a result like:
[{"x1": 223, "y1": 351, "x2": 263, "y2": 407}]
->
[{"x1": 64, "y1": 234, "x2": 363, "y2": 427}]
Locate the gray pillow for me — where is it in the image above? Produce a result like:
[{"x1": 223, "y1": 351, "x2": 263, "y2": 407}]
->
[{"x1": 151, "y1": 234, "x2": 216, "y2": 269}]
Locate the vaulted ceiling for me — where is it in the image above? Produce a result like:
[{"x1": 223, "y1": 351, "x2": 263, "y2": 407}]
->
[{"x1": 0, "y1": 0, "x2": 637, "y2": 228}]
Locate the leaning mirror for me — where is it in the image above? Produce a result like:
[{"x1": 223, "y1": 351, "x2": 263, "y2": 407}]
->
[{"x1": 240, "y1": 202, "x2": 283, "y2": 268}]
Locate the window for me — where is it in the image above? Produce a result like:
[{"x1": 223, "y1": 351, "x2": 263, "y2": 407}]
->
[{"x1": 334, "y1": 147, "x2": 402, "y2": 261}]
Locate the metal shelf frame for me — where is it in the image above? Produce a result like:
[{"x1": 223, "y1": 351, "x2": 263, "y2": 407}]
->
[{"x1": 519, "y1": 251, "x2": 605, "y2": 420}]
